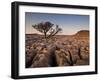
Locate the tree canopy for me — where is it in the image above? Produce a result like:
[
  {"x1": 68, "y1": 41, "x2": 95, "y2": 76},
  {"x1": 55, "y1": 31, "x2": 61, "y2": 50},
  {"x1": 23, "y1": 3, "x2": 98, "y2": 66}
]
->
[{"x1": 32, "y1": 21, "x2": 62, "y2": 42}]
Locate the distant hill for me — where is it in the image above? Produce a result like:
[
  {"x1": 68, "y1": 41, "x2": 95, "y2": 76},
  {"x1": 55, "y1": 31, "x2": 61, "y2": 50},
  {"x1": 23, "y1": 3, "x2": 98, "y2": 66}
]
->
[
  {"x1": 75, "y1": 30, "x2": 89, "y2": 37},
  {"x1": 70, "y1": 30, "x2": 89, "y2": 40}
]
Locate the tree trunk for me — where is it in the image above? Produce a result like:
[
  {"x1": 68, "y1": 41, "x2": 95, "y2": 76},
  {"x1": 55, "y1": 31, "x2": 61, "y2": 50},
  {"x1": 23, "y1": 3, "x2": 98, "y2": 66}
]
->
[{"x1": 44, "y1": 32, "x2": 48, "y2": 43}]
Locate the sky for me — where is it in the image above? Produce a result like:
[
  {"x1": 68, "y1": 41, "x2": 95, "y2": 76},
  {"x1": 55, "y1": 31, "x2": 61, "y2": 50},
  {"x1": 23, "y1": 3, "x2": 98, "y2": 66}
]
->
[{"x1": 25, "y1": 12, "x2": 89, "y2": 35}]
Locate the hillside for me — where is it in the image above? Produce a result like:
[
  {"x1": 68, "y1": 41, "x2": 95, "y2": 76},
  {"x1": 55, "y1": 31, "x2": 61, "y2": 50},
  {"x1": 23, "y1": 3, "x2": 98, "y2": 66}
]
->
[{"x1": 75, "y1": 30, "x2": 89, "y2": 37}]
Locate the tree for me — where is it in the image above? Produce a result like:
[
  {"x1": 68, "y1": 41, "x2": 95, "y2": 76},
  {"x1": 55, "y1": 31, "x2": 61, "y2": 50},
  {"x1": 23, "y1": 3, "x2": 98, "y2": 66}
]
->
[{"x1": 32, "y1": 21, "x2": 62, "y2": 43}]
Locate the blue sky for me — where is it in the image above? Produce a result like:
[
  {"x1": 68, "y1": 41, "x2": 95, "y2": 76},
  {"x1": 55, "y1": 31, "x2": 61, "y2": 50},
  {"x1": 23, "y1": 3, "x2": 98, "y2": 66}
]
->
[{"x1": 25, "y1": 12, "x2": 89, "y2": 35}]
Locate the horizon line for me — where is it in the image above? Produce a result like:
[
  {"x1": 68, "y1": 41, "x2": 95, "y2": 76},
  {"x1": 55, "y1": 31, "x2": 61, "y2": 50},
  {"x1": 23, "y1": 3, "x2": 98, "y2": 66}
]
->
[{"x1": 25, "y1": 30, "x2": 89, "y2": 35}]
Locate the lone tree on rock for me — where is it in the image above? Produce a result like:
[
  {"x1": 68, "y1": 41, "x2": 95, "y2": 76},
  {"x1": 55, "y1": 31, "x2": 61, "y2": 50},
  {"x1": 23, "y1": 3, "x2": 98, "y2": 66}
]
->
[{"x1": 32, "y1": 21, "x2": 62, "y2": 43}]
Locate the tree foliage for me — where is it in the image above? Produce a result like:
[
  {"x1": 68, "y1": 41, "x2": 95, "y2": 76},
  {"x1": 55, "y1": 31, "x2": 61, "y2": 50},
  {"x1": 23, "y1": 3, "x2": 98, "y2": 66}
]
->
[{"x1": 32, "y1": 21, "x2": 62, "y2": 42}]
